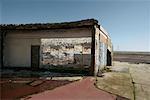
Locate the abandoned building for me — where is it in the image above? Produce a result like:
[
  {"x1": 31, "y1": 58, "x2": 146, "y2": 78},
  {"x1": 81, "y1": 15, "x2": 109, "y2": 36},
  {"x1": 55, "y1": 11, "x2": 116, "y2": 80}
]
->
[{"x1": 0, "y1": 19, "x2": 113, "y2": 75}]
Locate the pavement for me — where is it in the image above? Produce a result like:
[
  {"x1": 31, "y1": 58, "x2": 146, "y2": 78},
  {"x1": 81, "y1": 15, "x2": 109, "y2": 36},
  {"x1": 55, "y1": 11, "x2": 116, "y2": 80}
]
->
[
  {"x1": 96, "y1": 61, "x2": 150, "y2": 100},
  {"x1": 130, "y1": 63, "x2": 150, "y2": 100},
  {"x1": 24, "y1": 77, "x2": 116, "y2": 100},
  {"x1": 1, "y1": 78, "x2": 72, "y2": 99}
]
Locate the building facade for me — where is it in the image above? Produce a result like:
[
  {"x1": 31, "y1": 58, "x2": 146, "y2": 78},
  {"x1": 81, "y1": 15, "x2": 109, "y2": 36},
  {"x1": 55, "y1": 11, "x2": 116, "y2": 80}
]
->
[{"x1": 0, "y1": 19, "x2": 113, "y2": 75}]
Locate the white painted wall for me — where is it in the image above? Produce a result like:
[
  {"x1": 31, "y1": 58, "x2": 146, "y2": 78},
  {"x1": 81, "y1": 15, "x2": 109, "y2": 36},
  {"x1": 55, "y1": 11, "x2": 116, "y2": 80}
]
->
[{"x1": 4, "y1": 38, "x2": 40, "y2": 67}]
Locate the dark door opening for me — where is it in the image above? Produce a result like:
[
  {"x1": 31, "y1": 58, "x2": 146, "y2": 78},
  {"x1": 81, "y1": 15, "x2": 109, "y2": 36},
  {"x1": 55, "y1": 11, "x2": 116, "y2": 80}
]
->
[
  {"x1": 31, "y1": 45, "x2": 40, "y2": 69},
  {"x1": 107, "y1": 49, "x2": 112, "y2": 66}
]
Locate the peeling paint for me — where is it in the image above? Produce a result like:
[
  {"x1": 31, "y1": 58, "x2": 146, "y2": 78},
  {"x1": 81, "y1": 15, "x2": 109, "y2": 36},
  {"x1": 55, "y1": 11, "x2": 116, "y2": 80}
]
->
[{"x1": 41, "y1": 38, "x2": 91, "y2": 68}]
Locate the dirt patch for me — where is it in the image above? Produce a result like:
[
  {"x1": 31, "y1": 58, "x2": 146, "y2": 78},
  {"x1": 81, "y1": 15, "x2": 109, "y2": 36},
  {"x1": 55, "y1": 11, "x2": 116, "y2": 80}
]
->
[
  {"x1": 113, "y1": 52, "x2": 150, "y2": 64},
  {"x1": 0, "y1": 78, "x2": 72, "y2": 99}
]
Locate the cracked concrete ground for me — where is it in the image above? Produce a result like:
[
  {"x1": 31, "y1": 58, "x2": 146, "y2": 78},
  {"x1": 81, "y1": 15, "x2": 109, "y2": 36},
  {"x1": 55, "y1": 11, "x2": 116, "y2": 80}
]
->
[
  {"x1": 96, "y1": 61, "x2": 150, "y2": 100},
  {"x1": 129, "y1": 63, "x2": 150, "y2": 100}
]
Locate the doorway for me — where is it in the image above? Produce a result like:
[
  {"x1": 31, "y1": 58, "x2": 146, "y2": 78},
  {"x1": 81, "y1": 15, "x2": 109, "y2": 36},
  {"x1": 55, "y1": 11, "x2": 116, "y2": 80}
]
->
[
  {"x1": 31, "y1": 45, "x2": 40, "y2": 69},
  {"x1": 107, "y1": 49, "x2": 112, "y2": 66}
]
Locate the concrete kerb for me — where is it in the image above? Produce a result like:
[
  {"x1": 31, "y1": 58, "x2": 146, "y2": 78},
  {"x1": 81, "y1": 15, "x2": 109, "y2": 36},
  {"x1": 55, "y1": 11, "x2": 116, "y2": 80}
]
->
[{"x1": 44, "y1": 76, "x2": 83, "y2": 81}]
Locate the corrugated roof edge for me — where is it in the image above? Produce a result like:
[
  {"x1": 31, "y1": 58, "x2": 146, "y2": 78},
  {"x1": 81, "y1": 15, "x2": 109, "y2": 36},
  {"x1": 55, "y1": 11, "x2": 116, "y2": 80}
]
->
[{"x1": 0, "y1": 19, "x2": 98, "y2": 30}]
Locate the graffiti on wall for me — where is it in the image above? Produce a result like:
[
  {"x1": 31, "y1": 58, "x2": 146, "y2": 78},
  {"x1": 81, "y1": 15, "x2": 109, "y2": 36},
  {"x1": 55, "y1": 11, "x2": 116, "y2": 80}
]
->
[{"x1": 41, "y1": 38, "x2": 91, "y2": 68}]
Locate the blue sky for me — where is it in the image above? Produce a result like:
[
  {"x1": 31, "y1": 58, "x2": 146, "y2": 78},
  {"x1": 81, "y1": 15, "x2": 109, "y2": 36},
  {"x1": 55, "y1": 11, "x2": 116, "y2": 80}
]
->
[{"x1": 1, "y1": 0, "x2": 150, "y2": 51}]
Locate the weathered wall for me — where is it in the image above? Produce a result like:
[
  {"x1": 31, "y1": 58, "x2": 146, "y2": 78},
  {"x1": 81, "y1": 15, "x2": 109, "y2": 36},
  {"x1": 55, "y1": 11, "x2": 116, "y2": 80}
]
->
[
  {"x1": 3, "y1": 28, "x2": 92, "y2": 68},
  {"x1": 100, "y1": 32, "x2": 108, "y2": 44},
  {"x1": 94, "y1": 26, "x2": 100, "y2": 75},
  {"x1": 41, "y1": 38, "x2": 91, "y2": 69},
  {"x1": 99, "y1": 30, "x2": 108, "y2": 69},
  {"x1": 6, "y1": 28, "x2": 91, "y2": 39},
  {"x1": 99, "y1": 41, "x2": 107, "y2": 68},
  {"x1": 94, "y1": 26, "x2": 111, "y2": 75}
]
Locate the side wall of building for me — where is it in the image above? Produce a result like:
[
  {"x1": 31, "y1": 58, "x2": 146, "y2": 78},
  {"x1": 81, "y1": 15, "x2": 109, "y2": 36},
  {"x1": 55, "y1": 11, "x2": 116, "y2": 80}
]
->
[
  {"x1": 3, "y1": 28, "x2": 92, "y2": 69},
  {"x1": 100, "y1": 26, "x2": 113, "y2": 66},
  {"x1": 99, "y1": 29, "x2": 108, "y2": 69},
  {"x1": 94, "y1": 25, "x2": 112, "y2": 75}
]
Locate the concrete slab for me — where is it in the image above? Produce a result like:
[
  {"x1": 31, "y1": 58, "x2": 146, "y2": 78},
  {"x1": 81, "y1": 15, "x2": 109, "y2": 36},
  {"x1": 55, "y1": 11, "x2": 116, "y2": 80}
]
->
[
  {"x1": 110, "y1": 62, "x2": 129, "y2": 73},
  {"x1": 130, "y1": 65, "x2": 150, "y2": 85},
  {"x1": 129, "y1": 63, "x2": 150, "y2": 100},
  {"x1": 135, "y1": 84, "x2": 150, "y2": 100},
  {"x1": 96, "y1": 61, "x2": 150, "y2": 100},
  {"x1": 96, "y1": 72, "x2": 134, "y2": 100}
]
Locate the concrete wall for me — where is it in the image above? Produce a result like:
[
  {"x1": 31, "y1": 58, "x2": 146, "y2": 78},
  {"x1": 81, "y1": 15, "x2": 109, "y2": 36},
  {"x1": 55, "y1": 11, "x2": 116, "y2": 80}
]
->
[
  {"x1": 4, "y1": 38, "x2": 40, "y2": 67},
  {"x1": 3, "y1": 28, "x2": 92, "y2": 68},
  {"x1": 100, "y1": 30, "x2": 108, "y2": 44},
  {"x1": 99, "y1": 30, "x2": 108, "y2": 69},
  {"x1": 94, "y1": 26, "x2": 100, "y2": 75},
  {"x1": 100, "y1": 27, "x2": 113, "y2": 67},
  {"x1": 41, "y1": 37, "x2": 91, "y2": 69},
  {"x1": 94, "y1": 26, "x2": 112, "y2": 75},
  {"x1": 99, "y1": 42, "x2": 107, "y2": 68}
]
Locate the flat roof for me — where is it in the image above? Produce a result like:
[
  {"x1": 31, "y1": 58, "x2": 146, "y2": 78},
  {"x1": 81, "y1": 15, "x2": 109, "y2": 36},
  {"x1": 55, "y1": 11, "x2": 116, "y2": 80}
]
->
[{"x1": 0, "y1": 19, "x2": 98, "y2": 30}]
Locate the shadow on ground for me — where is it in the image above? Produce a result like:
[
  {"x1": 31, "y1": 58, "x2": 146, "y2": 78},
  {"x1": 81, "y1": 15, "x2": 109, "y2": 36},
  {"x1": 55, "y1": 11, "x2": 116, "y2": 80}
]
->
[{"x1": 0, "y1": 68, "x2": 84, "y2": 99}]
